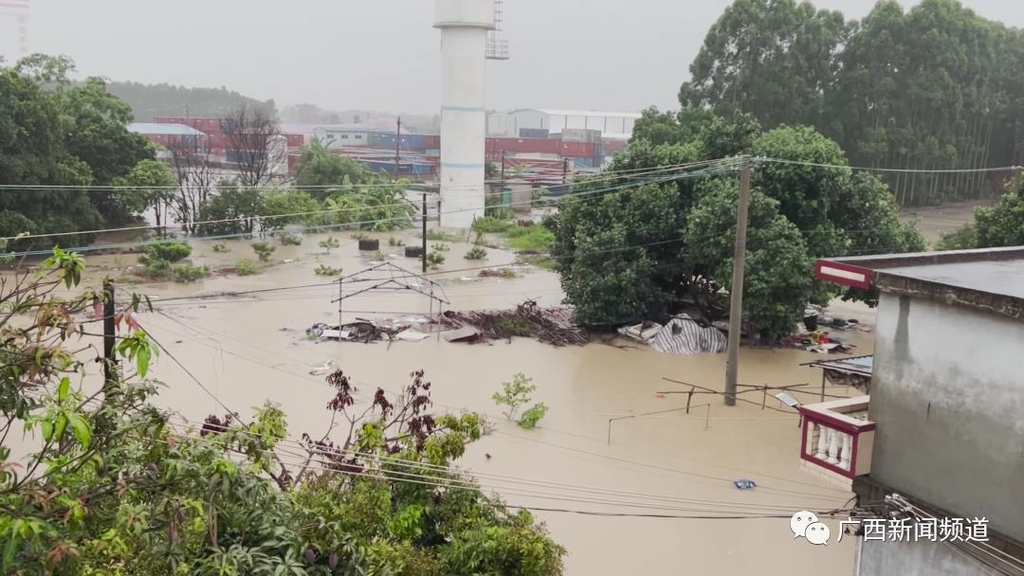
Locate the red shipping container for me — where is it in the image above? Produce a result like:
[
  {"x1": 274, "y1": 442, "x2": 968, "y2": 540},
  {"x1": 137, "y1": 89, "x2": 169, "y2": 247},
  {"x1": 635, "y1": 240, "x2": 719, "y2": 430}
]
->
[
  {"x1": 425, "y1": 135, "x2": 440, "y2": 149},
  {"x1": 559, "y1": 141, "x2": 595, "y2": 157},
  {"x1": 603, "y1": 139, "x2": 627, "y2": 154}
]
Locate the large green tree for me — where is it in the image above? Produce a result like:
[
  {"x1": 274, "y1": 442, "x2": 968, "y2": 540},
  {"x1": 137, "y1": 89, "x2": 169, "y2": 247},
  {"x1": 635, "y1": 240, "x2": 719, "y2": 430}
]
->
[
  {"x1": 0, "y1": 55, "x2": 158, "y2": 249},
  {"x1": 550, "y1": 113, "x2": 924, "y2": 335},
  {"x1": 678, "y1": 0, "x2": 1024, "y2": 206}
]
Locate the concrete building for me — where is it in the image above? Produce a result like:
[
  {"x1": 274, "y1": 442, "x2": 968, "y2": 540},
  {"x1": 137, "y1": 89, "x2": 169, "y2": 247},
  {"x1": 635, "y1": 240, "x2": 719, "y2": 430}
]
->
[
  {"x1": 487, "y1": 108, "x2": 641, "y2": 140},
  {"x1": 809, "y1": 247, "x2": 1024, "y2": 575}
]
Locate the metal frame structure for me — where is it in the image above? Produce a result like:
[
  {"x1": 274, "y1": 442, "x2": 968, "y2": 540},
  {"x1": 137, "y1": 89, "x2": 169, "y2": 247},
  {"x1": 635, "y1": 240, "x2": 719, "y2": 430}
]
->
[{"x1": 331, "y1": 261, "x2": 451, "y2": 340}]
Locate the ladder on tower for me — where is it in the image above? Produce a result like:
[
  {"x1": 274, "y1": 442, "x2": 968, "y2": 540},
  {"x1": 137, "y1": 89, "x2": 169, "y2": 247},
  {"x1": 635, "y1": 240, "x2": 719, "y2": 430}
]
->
[{"x1": 486, "y1": 0, "x2": 509, "y2": 60}]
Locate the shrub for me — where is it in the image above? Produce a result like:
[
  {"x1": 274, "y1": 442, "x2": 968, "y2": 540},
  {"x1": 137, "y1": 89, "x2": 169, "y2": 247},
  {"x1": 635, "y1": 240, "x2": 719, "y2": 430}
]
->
[
  {"x1": 143, "y1": 258, "x2": 171, "y2": 278},
  {"x1": 520, "y1": 254, "x2": 556, "y2": 270},
  {"x1": 518, "y1": 403, "x2": 549, "y2": 430},
  {"x1": 318, "y1": 236, "x2": 341, "y2": 254},
  {"x1": 172, "y1": 263, "x2": 210, "y2": 284},
  {"x1": 212, "y1": 243, "x2": 230, "y2": 253},
  {"x1": 426, "y1": 251, "x2": 446, "y2": 269},
  {"x1": 464, "y1": 246, "x2": 488, "y2": 261},
  {"x1": 314, "y1": 264, "x2": 343, "y2": 276},
  {"x1": 492, "y1": 373, "x2": 548, "y2": 429},
  {"x1": 431, "y1": 242, "x2": 450, "y2": 252},
  {"x1": 235, "y1": 259, "x2": 259, "y2": 276},
  {"x1": 505, "y1": 225, "x2": 555, "y2": 252},
  {"x1": 350, "y1": 232, "x2": 368, "y2": 241},
  {"x1": 472, "y1": 216, "x2": 513, "y2": 234},
  {"x1": 278, "y1": 232, "x2": 302, "y2": 246},
  {"x1": 251, "y1": 242, "x2": 275, "y2": 263},
  {"x1": 375, "y1": 250, "x2": 389, "y2": 261},
  {"x1": 145, "y1": 240, "x2": 192, "y2": 263},
  {"x1": 388, "y1": 236, "x2": 405, "y2": 247}
]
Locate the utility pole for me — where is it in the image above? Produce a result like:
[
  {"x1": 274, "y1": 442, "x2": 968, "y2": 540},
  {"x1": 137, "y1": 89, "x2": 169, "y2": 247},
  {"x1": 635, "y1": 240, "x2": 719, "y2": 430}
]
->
[
  {"x1": 421, "y1": 192, "x2": 428, "y2": 273},
  {"x1": 724, "y1": 156, "x2": 752, "y2": 407},
  {"x1": 500, "y1": 150, "x2": 506, "y2": 186},
  {"x1": 395, "y1": 117, "x2": 402, "y2": 177},
  {"x1": 562, "y1": 158, "x2": 569, "y2": 185},
  {"x1": 1014, "y1": 165, "x2": 1023, "y2": 193},
  {"x1": 102, "y1": 280, "x2": 118, "y2": 395}
]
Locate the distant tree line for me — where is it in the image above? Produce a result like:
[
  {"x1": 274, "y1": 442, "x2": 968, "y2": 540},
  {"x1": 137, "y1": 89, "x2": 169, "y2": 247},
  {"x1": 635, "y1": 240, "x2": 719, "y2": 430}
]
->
[
  {"x1": 678, "y1": 0, "x2": 1024, "y2": 206},
  {"x1": 105, "y1": 80, "x2": 276, "y2": 122}
]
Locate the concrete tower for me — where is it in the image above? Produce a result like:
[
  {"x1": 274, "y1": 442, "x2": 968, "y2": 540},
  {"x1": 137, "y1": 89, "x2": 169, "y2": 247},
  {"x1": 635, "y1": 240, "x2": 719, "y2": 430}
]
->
[
  {"x1": 434, "y1": 0, "x2": 495, "y2": 229},
  {"x1": 1, "y1": 0, "x2": 31, "y2": 58}
]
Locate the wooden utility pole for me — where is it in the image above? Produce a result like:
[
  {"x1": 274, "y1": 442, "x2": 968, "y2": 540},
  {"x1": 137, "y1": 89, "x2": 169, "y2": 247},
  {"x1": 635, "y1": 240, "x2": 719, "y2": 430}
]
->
[
  {"x1": 421, "y1": 193, "x2": 428, "y2": 273},
  {"x1": 500, "y1": 150, "x2": 506, "y2": 185},
  {"x1": 724, "y1": 157, "x2": 752, "y2": 407},
  {"x1": 562, "y1": 158, "x2": 569, "y2": 185},
  {"x1": 1014, "y1": 165, "x2": 1023, "y2": 193},
  {"x1": 395, "y1": 117, "x2": 402, "y2": 177},
  {"x1": 102, "y1": 280, "x2": 118, "y2": 394}
]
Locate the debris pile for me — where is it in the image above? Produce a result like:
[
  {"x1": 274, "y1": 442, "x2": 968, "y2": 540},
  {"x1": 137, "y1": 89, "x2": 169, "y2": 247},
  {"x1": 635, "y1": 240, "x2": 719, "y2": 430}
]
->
[
  {"x1": 441, "y1": 300, "x2": 588, "y2": 347},
  {"x1": 306, "y1": 320, "x2": 413, "y2": 343}
]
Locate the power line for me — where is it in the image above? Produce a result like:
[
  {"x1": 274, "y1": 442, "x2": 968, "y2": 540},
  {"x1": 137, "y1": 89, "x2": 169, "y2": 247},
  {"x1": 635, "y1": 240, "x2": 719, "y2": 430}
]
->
[
  {"x1": 755, "y1": 157, "x2": 1022, "y2": 175},
  {"x1": 2, "y1": 160, "x2": 740, "y2": 251},
  {"x1": 140, "y1": 312, "x2": 851, "y2": 500}
]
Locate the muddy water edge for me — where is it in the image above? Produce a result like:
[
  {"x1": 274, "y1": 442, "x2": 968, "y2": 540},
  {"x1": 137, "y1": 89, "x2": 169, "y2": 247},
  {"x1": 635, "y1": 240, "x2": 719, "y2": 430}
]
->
[{"x1": 10, "y1": 230, "x2": 878, "y2": 575}]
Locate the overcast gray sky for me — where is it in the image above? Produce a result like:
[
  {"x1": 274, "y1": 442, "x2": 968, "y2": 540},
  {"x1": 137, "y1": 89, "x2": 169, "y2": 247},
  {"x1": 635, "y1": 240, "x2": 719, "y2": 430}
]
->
[{"x1": 4, "y1": 0, "x2": 1023, "y2": 114}]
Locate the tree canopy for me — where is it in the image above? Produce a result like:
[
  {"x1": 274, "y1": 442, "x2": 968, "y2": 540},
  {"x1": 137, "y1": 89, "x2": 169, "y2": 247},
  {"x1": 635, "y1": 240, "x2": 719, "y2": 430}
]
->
[
  {"x1": 680, "y1": 0, "x2": 1024, "y2": 206},
  {"x1": 0, "y1": 55, "x2": 157, "y2": 249},
  {"x1": 549, "y1": 111, "x2": 925, "y2": 336}
]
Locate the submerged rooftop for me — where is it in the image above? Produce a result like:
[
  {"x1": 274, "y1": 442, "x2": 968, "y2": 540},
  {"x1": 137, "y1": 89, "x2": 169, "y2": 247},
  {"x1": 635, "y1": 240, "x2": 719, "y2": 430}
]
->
[{"x1": 817, "y1": 246, "x2": 1024, "y2": 320}]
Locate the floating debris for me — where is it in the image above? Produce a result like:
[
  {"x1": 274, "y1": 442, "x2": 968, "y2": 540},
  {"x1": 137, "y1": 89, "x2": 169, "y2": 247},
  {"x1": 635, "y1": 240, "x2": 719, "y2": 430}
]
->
[
  {"x1": 441, "y1": 300, "x2": 588, "y2": 347},
  {"x1": 733, "y1": 479, "x2": 757, "y2": 490}
]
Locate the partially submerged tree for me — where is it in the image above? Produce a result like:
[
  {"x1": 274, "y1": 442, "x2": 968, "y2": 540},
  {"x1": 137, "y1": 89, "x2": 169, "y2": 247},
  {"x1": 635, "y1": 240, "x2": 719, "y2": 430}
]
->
[{"x1": 550, "y1": 112, "x2": 924, "y2": 336}]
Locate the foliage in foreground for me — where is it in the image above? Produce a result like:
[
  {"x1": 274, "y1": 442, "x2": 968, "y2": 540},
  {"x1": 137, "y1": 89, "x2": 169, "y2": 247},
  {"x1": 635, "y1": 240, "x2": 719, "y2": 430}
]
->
[{"x1": 0, "y1": 251, "x2": 565, "y2": 575}]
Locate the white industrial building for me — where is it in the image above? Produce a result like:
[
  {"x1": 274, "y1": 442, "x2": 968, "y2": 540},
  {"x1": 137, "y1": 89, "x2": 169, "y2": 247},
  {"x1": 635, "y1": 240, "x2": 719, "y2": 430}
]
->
[{"x1": 487, "y1": 108, "x2": 641, "y2": 140}]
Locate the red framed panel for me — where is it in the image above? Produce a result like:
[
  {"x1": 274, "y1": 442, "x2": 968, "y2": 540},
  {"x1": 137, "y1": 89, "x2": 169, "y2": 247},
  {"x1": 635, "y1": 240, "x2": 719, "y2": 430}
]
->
[{"x1": 815, "y1": 260, "x2": 873, "y2": 290}]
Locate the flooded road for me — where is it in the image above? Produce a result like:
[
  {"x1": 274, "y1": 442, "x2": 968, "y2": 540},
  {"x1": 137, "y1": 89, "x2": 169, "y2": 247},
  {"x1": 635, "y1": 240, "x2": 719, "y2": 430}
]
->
[{"x1": 22, "y1": 230, "x2": 878, "y2": 575}]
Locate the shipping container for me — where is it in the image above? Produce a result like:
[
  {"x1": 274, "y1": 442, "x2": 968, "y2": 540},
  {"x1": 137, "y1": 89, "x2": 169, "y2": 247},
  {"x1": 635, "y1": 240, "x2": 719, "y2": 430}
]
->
[
  {"x1": 559, "y1": 141, "x2": 596, "y2": 157},
  {"x1": 603, "y1": 139, "x2": 627, "y2": 154},
  {"x1": 561, "y1": 128, "x2": 601, "y2": 143},
  {"x1": 519, "y1": 128, "x2": 549, "y2": 139},
  {"x1": 367, "y1": 132, "x2": 382, "y2": 146},
  {"x1": 425, "y1": 135, "x2": 440, "y2": 148},
  {"x1": 426, "y1": 149, "x2": 440, "y2": 157},
  {"x1": 572, "y1": 157, "x2": 596, "y2": 169}
]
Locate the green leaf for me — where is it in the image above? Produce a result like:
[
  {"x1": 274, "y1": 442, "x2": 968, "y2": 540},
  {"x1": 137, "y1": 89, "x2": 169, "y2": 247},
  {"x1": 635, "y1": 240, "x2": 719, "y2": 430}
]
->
[
  {"x1": 53, "y1": 414, "x2": 67, "y2": 443},
  {"x1": 137, "y1": 346, "x2": 151, "y2": 378},
  {"x1": 57, "y1": 377, "x2": 70, "y2": 402},
  {"x1": 68, "y1": 413, "x2": 92, "y2": 449}
]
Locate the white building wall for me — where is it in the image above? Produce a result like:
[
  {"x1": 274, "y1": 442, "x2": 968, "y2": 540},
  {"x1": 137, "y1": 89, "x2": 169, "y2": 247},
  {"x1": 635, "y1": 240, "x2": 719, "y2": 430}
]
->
[{"x1": 871, "y1": 291, "x2": 1024, "y2": 534}]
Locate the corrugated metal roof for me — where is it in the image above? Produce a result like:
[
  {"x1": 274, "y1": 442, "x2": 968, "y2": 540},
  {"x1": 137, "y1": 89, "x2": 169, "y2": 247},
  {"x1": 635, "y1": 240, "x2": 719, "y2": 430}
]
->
[
  {"x1": 513, "y1": 108, "x2": 642, "y2": 119},
  {"x1": 129, "y1": 123, "x2": 205, "y2": 136}
]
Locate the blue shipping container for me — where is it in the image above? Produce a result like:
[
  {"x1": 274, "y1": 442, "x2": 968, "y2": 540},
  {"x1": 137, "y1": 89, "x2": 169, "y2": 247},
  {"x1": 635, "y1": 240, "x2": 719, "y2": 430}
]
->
[{"x1": 519, "y1": 128, "x2": 549, "y2": 139}]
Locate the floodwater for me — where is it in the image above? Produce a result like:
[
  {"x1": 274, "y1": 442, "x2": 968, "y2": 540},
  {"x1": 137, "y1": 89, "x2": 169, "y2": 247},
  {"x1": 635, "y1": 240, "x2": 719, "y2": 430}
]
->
[{"x1": 13, "y1": 229, "x2": 880, "y2": 575}]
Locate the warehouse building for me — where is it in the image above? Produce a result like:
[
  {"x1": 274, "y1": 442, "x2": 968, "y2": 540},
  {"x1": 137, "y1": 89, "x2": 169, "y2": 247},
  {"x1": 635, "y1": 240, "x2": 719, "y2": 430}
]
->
[{"x1": 487, "y1": 108, "x2": 641, "y2": 140}]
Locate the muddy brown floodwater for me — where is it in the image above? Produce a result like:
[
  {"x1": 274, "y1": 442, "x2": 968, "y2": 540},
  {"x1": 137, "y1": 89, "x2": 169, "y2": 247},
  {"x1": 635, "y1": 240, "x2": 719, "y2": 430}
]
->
[{"x1": 13, "y1": 229, "x2": 880, "y2": 575}]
